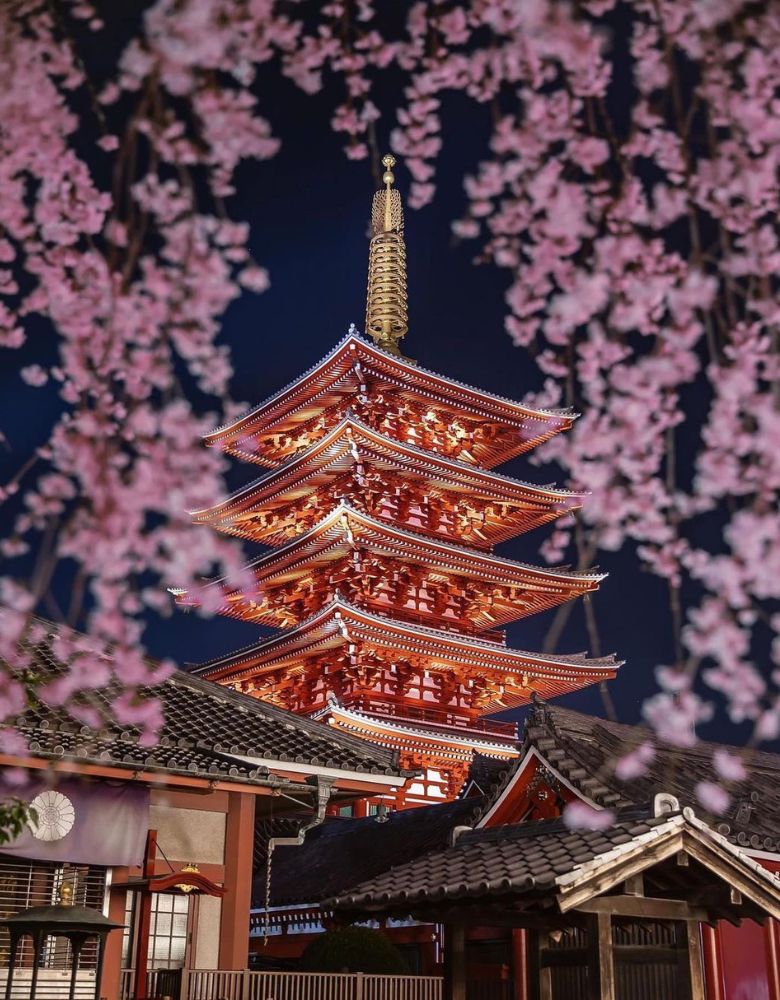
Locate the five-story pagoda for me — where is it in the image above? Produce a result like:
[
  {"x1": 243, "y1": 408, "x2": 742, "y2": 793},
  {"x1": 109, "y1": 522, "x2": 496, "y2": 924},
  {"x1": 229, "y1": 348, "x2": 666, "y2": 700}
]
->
[{"x1": 180, "y1": 157, "x2": 621, "y2": 806}]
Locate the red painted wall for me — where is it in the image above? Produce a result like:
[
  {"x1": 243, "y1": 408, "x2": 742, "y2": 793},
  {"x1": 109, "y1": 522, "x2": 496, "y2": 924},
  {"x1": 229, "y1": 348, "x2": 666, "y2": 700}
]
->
[{"x1": 720, "y1": 921, "x2": 770, "y2": 1000}]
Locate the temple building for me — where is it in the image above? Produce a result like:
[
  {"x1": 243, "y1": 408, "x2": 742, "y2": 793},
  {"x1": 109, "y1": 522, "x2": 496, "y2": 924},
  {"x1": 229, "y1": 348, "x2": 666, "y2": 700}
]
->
[
  {"x1": 181, "y1": 156, "x2": 621, "y2": 805},
  {"x1": 255, "y1": 699, "x2": 780, "y2": 1000}
]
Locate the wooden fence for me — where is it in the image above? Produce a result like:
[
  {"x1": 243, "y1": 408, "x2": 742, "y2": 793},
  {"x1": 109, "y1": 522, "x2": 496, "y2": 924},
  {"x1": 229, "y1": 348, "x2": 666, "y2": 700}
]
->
[{"x1": 120, "y1": 969, "x2": 443, "y2": 1000}]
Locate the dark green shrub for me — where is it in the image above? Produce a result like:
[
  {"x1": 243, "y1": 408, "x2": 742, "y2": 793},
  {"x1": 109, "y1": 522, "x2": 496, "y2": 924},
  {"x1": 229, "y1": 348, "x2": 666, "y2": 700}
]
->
[{"x1": 300, "y1": 926, "x2": 407, "y2": 974}]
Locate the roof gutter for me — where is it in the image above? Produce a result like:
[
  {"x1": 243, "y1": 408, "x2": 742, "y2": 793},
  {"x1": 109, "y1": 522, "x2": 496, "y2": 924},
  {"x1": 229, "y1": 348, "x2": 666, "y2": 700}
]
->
[
  {"x1": 267, "y1": 775, "x2": 334, "y2": 854},
  {"x1": 257, "y1": 776, "x2": 334, "y2": 938}
]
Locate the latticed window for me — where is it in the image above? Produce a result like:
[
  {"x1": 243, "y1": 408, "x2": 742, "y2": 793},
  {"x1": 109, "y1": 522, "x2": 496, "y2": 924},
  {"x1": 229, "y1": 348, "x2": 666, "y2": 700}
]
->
[{"x1": 122, "y1": 892, "x2": 191, "y2": 970}]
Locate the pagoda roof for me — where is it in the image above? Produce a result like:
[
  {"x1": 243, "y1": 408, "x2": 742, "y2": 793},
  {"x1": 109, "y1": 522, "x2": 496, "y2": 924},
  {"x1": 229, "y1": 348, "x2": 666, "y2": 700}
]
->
[
  {"x1": 322, "y1": 701, "x2": 520, "y2": 759},
  {"x1": 193, "y1": 414, "x2": 584, "y2": 545},
  {"x1": 195, "y1": 598, "x2": 621, "y2": 712},
  {"x1": 204, "y1": 332, "x2": 575, "y2": 467},
  {"x1": 181, "y1": 504, "x2": 604, "y2": 631}
]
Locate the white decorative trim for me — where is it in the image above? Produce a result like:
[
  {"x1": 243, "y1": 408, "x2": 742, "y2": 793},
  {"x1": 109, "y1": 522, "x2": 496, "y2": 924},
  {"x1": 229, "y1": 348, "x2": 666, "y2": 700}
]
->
[
  {"x1": 477, "y1": 746, "x2": 603, "y2": 827},
  {"x1": 233, "y1": 754, "x2": 401, "y2": 788}
]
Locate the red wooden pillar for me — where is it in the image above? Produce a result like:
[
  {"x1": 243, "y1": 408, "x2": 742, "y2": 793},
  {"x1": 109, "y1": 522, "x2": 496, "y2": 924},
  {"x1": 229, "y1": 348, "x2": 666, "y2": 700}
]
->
[
  {"x1": 100, "y1": 872, "x2": 129, "y2": 1000},
  {"x1": 218, "y1": 792, "x2": 256, "y2": 970},
  {"x1": 701, "y1": 924, "x2": 725, "y2": 1000},
  {"x1": 765, "y1": 919, "x2": 780, "y2": 1000},
  {"x1": 511, "y1": 929, "x2": 527, "y2": 1000},
  {"x1": 132, "y1": 831, "x2": 157, "y2": 1000}
]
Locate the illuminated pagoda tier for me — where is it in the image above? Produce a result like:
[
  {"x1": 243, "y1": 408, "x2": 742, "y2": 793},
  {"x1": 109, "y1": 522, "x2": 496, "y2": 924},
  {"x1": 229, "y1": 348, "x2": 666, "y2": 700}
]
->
[{"x1": 184, "y1": 155, "x2": 622, "y2": 805}]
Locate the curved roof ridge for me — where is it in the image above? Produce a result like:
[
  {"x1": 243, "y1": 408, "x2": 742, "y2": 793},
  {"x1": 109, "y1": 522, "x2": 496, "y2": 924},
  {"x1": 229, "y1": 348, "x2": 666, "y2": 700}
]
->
[
  {"x1": 192, "y1": 412, "x2": 587, "y2": 520},
  {"x1": 206, "y1": 331, "x2": 577, "y2": 442},
  {"x1": 192, "y1": 502, "x2": 606, "y2": 589},
  {"x1": 196, "y1": 595, "x2": 622, "y2": 674}
]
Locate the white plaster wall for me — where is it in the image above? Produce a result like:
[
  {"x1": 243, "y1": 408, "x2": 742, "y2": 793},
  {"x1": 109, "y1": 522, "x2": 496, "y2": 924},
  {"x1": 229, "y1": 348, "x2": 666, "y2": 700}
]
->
[
  {"x1": 149, "y1": 805, "x2": 226, "y2": 864},
  {"x1": 194, "y1": 895, "x2": 222, "y2": 969}
]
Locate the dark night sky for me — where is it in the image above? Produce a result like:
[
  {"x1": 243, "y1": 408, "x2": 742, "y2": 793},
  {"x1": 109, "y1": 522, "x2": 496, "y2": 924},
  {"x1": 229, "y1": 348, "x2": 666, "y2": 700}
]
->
[{"x1": 0, "y1": 8, "x2": 724, "y2": 740}]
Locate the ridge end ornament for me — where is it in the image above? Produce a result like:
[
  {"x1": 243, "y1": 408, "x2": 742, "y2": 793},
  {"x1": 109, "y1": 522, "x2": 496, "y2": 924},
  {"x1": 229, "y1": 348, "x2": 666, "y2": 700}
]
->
[{"x1": 365, "y1": 153, "x2": 411, "y2": 359}]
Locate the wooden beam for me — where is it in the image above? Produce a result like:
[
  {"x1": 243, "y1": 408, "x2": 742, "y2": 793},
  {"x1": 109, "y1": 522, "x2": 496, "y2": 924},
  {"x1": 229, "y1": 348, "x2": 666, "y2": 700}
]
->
[
  {"x1": 529, "y1": 930, "x2": 553, "y2": 1000},
  {"x1": 683, "y1": 836, "x2": 780, "y2": 921},
  {"x1": 557, "y1": 835, "x2": 683, "y2": 912},
  {"x1": 540, "y1": 947, "x2": 587, "y2": 968},
  {"x1": 688, "y1": 924, "x2": 706, "y2": 1000},
  {"x1": 586, "y1": 913, "x2": 615, "y2": 1000},
  {"x1": 575, "y1": 895, "x2": 709, "y2": 922},
  {"x1": 411, "y1": 908, "x2": 575, "y2": 931},
  {"x1": 613, "y1": 945, "x2": 684, "y2": 966},
  {"x1": 624, "y1": 873, "x2": 644, "y2": 896}
]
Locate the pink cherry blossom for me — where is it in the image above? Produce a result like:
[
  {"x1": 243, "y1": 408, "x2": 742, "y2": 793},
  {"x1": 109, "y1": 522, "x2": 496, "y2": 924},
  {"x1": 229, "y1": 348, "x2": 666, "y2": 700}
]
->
[
  {"x1": 696, "y1": 782, "x2": 731, "y2": 816},
  {"x1": 563, "y1": 801, "x2": 615, "y2": 832}
]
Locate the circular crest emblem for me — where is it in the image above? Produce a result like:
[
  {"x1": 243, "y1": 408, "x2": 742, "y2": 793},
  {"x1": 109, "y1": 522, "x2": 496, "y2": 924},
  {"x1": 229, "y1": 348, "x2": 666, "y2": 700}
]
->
[{"x1": 28, "y1": 791, "x2": 76, "y2": 842}]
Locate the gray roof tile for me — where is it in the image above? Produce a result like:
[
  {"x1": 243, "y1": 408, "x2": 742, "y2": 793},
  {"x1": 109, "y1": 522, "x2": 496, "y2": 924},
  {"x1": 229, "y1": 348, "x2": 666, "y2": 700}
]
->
[
  {"x1": 6, "y1": 620, "x2": 409, "y2": 785},
  {"x1": 328, "y1": 811, "x2": 672, "y2": 911}
]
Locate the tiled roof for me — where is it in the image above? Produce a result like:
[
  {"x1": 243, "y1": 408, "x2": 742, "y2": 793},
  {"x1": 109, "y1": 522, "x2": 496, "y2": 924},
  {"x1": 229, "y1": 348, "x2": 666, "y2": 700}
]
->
[
  {"x1": 5, "y1": 620, "x2": 409, "y2": 786},
  {"x1": 328, "y1": 810, "x2": 673, "y2": 911},
  {"x1": 257, "y1": 796, "x2": 482, "y2": 908},
  {"x1": 519, "y1": 700, "x2": 780, "y2": 852},
  {"x1": 460, "y1": 753, "x2": 514, "y2": 798}
]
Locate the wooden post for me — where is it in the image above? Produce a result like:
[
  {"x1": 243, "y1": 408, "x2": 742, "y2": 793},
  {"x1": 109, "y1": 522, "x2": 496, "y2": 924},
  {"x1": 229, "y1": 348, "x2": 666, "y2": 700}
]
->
[
  {"x1": 511, "y1": 929, "x2": 528, "y2": 1000},
  {"x1": 586, "y1": 913, "x2": 615, "y2": 1000},
  {"x1": 687, "y1": 924, "x2": 706, "y2": 1000},
  {"x1": 133, "y1": 830, "x2": 158, "y2": 1000},
  {"x1": 218, "y1": 793, "x2": 256, "y2": 970},
  {"x1": 527, "y1": 930, "x2": 552, "y2": 1000},
  {"x1": 701, "y1": 924, "x2": 725, "y2": 1000},
  {"x1": 101, "y1": 871, "x2": 129, "y2": 1000},
  {"x1": 443, "y1": 924, "x2": 466, "y2": 1000}
]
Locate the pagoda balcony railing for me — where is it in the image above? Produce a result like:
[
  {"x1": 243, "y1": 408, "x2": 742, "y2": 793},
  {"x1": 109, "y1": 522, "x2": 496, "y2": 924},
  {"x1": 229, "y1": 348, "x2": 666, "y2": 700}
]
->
[{"x1": 349, "y1": 698, "x2": 518, "y2": 739}]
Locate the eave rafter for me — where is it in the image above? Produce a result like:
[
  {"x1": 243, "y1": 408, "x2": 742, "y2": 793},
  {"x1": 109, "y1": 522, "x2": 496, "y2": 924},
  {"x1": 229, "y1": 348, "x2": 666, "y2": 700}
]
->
[
  {"x1": 203, "y1": 333, "x2": 576, "y2": 470},
  {"x1": 176, "y1": 505, "x2": 604, "y2": 632},
  {"x1": 196, "y1": 598, "x2": 620, "y2": 715},
  {"x1": 324, "y1": 702, "x2": 521, "y2": 760},
  {"x1": 192, "y1": 415, "x2": 584, "y2": 549}
]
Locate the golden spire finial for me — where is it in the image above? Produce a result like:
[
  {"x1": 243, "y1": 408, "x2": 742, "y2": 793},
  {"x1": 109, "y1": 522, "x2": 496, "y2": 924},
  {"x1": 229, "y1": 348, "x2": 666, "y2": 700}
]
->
[{"x1": 365, "y1": 153, "x2": 409, "y2": 357}]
